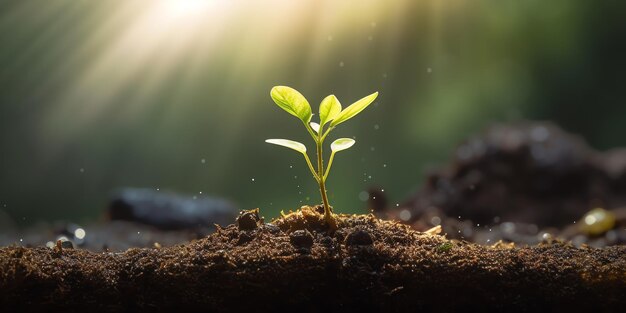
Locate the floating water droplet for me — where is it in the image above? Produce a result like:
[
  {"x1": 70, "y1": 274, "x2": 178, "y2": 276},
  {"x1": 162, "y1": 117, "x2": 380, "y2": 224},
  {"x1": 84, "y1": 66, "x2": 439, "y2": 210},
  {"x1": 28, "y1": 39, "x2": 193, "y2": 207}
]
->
[
  {"x1": 430, "y1": 216, "x2": 441, "y2": 225},
  {"x1": 426, "y1": 67, "x2": 432, "y2": 73},
  {"x1": 374, "y1": 124, "x2": 380, "y2": 130},
  {"x1": 370, "y1": 146, "x2": 375, "y2": 151},
  {"x1": 368, "y1": 35, "x2": 373, "y2": 41},
  {"x1": 371, "y1": 22, "x2": 377, "y2": 28},
  {"x1": 201, "y1": 159, "x2": 206, "y2": 163},
  {"x1": 251, "y1": 178, "x2": 255, "y2": 182},
  {"x1": 383, "y1": 164, "x2": 387, "y2": 168},
  {"x1": 396, "y1": 203, "x2": 399, "y2": 207},
  {"x1": 381, "y1": 189, "x2": 384, "y2": 192},
  {"x1": 339, "y1": 61, "x2": 344, "y2": 67},
  {"x1": 327, "y1": 35, "x2": 333, "y2": 41},
  {"x1": 358, "y1": 191, "x2": 369, "y2": 201},
  {"x1": 399, "y1": 209, "x2": 411, "y2": 221},
  {"x1": 79, "y1": 168, "x2": 85, "y2": 173}
]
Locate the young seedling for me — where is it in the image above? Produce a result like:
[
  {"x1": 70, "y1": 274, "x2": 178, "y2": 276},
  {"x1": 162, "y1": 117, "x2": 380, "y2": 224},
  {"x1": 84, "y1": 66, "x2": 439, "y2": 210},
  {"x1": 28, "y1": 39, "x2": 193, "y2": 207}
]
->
[{"x1": 265, "y1": 86, "x2": 379, "y2": 229}]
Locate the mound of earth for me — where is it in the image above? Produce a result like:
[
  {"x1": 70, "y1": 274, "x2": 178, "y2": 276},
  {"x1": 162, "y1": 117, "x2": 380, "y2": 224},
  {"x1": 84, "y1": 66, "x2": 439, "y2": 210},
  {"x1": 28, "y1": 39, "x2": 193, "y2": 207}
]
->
[{"x1": 1, "y1": 206, "x2": 625, "y2": 312}]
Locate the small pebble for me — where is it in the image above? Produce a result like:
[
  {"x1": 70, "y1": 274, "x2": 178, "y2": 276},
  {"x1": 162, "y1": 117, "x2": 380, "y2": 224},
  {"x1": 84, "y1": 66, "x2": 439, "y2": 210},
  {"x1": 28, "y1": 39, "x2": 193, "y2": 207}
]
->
[
  {"x1": 290, "y1": 230, "x2": 314, "y2": 250},
  {"x1": 345, "y1": 229, "x2": 374, "y2": 246},
  {"x1": 237, "y1": 209, "x2": 260, "y2": 230},
  {"x1": 263, "y1": 223, "x2": 281, "y2": 234},
  {"x1": 55, "y1": 239, "x2": 74, "y2": 250}
]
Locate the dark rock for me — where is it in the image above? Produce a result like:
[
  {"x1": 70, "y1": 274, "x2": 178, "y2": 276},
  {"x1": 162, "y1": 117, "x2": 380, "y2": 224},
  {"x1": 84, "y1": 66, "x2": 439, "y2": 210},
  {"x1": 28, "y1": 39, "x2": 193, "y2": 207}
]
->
[
  {"x1": 237, "y1": 209, "x2": 260, "y2": 231},
  {"x1": 108, "y1": 188, "x2": 237, "y2": 230},
  {"x1": 60, "y1": 240, "x2": 74, "y2": 249},
  {"x1": 345, "y1": 229, "x2": 374, "y2": 246},
  {"x1": 263, "y1": 223, "x2": 281, "y2": 234},
  {"x1": 289, "y1": 230, "x2": 313, "y2": 250}
]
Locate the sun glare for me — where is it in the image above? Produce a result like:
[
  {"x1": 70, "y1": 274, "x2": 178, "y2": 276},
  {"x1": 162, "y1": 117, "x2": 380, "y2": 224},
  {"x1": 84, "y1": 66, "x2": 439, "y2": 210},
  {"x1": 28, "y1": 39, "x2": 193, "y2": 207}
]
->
[{"x1": 161, "y1": 0, "x2": 214, "y2": 17}]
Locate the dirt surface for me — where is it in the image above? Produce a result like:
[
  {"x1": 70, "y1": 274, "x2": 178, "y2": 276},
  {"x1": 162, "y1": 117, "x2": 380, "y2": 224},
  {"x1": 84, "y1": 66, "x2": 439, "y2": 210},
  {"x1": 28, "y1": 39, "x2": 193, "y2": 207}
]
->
[{"x1": 1, "y1": 206, "x2": 625, "y2": 312}]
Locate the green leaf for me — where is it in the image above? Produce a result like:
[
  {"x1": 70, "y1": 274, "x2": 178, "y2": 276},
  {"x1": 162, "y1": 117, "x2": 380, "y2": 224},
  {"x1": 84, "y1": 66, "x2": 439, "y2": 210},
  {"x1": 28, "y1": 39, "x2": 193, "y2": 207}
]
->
[
  {"x1": 265, "y1": 139, "x2": 307, "y2": 154},
  {"x1": 330, "y1": 138, "x2": 355, "y2": 152},
  {"x1": 270, "y1": 86, "x2": 312, "y2": 123},
  {"x1": 319, "y1": 95, "x2": 341, "y2": 126},
  {"x1": 330, "y1": 91, "x2": 378, "y2": 127},
  {"x1": 309, "y1": 122, "x2": 320, "y2": 134}
]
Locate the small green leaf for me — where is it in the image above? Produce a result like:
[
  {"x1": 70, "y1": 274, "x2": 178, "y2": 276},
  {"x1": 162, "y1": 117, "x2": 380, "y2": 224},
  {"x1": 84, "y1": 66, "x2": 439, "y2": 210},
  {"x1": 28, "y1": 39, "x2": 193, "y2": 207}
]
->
[
  {"x1": 330, "y1": 91, "x2": 378, "y2": 127},
  {"x1": 310, "y1": 122, "x2": 320, "y2": 134},
  {"x1": 270, "y1": 86, "x2": 312, "y2": 123},
  {"x1": 330, "y1": 138, "x2": 355, "y2": 152},
  {"x1": 265, "y1": 139, "x2": 307, "y2": 154},
  {"x1": 319, "y1": 95, "x2": 341, "y2": 126}
]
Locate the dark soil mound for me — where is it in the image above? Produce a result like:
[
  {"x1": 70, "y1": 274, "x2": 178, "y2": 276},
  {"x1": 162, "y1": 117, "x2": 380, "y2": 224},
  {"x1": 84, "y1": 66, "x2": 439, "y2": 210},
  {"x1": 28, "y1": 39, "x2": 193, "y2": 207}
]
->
[
  {"x1": 397, "y1": 122, "x2": 626, "y2": 246},
  {"x1": 1, "y1": 206, "x2": 625, "y2": 312}
]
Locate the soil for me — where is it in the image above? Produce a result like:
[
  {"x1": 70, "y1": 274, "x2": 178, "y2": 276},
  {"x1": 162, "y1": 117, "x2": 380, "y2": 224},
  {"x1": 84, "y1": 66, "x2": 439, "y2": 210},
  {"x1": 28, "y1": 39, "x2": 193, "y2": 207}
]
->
[
  {"x1": 2, "y1": 206, "x2": 625, "y2": 312},
  {"x1": 394, "y1": 121, "x2": 626, "y2": 246}
]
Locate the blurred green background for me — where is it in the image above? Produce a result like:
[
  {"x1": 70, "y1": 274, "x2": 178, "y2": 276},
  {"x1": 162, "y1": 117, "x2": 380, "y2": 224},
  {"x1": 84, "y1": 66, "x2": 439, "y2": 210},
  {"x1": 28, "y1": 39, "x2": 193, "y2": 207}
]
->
[{"x1": 1, "y1": 0, "x2": 625, "y2": 225}]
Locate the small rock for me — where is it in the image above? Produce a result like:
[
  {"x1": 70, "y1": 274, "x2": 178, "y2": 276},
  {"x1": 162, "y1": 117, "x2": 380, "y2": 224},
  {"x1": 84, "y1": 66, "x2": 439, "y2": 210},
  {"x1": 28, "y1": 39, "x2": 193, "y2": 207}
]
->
[
  {"x1": 55, "y1": 239, "x2": 74, "y2": 251},
  {"x1": 237, "y1": 209, "x2": 260, "y2": 231},
  {"x1": 263, "y1": 223, "x2": 281, "y2": 234},
  {"x1": 290, "y1": 230, "x2": 314, "y2": 250},
  {"x1": 61, "y1": 240, "x2": 74, "y2": 249},
  {"x1": 345, "y1": 229, "x2": 374, "y2": 246}
]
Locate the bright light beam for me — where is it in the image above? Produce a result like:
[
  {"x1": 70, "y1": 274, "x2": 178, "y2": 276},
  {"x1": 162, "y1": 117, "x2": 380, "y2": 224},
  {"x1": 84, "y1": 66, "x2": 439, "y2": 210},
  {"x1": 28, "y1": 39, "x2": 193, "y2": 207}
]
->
[{"x1": 160, "y1": 0, "x2": 214, "y2": 18}]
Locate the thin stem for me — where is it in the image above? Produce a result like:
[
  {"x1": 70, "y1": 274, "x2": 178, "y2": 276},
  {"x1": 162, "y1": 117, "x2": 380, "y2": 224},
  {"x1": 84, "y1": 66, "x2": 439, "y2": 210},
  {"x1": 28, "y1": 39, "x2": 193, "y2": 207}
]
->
[
  {"x1": 323, "y1": 152, "x2": 336, "y2": 181},
  {"x1": 302, "y1": 152, "x2": 319, "y2": 182},
  {"x1": 317, "y1": 140, "x2": 331, "y2": 216},
  {"x1": 316, "y1": 125, "x2": 335, "y2": 228},
  {"x1": 320, "y1": 127, "x2": 333, "y2": 142}
]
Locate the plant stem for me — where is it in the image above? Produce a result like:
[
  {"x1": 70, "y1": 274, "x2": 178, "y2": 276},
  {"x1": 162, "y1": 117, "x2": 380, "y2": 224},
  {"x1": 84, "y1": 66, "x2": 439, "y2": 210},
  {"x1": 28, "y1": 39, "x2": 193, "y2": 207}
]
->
[
  {"x1": 302, "y1": 153, "x2": 319, "y2": 182},
  {"x1": 316, "y1": 129, "x2": 335, "y2": 229},
  {"x1": 323, "y1": 152, "x2": 335, "y2": 181}
]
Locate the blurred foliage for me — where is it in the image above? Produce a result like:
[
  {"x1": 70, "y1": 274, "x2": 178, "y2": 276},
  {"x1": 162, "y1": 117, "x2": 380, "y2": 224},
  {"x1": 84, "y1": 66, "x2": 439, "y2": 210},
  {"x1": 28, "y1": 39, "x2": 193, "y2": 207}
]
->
[{"x1": 0, "y1": 0, "x2": 625, "y2": 225}]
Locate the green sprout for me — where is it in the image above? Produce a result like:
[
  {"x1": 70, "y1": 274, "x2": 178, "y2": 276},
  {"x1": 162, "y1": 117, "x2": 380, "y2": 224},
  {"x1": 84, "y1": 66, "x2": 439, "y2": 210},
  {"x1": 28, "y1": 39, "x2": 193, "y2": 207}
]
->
[{"x1": 265, "y1": 86, "x2": 379, "y2": 229}]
